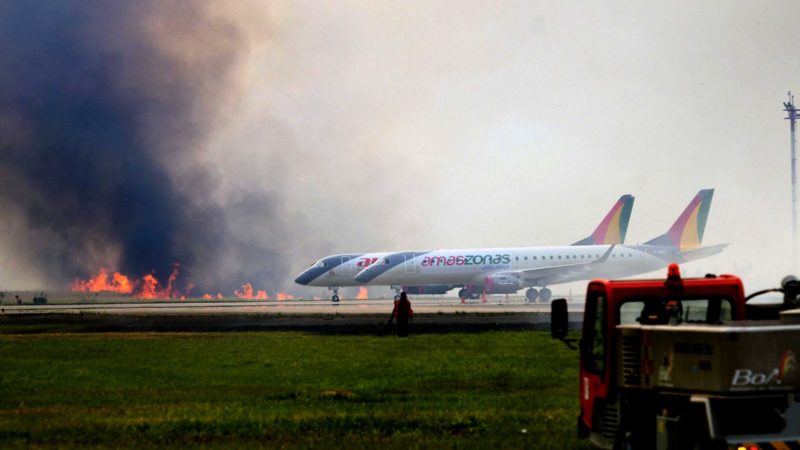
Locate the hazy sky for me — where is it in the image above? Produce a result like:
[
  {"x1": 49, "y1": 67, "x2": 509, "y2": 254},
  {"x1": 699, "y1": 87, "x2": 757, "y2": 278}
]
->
[{"x1": 2, "y1": 1, "x2": 800, "y2": 294}]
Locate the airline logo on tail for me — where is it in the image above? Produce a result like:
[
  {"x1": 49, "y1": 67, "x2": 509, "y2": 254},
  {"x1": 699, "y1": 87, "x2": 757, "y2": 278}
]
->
[
  {"x1": 645, "y1": 189, "x2": 714, "y2": 251},
  {"x1": 573, "y1": 194, "x2": 634, "y2": 246}
]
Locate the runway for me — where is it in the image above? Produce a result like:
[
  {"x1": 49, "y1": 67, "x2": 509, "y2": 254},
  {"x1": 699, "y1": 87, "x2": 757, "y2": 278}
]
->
[{"x1": 0, "y1": 297, "x2": 585, "y2": 334}]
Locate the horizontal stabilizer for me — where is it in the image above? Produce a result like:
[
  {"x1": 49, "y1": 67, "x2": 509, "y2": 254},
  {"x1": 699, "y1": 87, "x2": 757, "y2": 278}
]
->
[{"x1": 678, "y1": 243, "x2": 729, "y2": 263}]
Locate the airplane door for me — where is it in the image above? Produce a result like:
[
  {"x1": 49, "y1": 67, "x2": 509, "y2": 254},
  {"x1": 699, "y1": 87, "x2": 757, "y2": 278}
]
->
[{"x1": 404, "y1": 254, "x2": 419, "y2": 274}]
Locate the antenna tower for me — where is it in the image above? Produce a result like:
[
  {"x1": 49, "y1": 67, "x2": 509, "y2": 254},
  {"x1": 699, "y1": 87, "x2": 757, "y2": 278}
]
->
[{"x1": 785, "y1": 92, "x2": 799, "y2": 267}]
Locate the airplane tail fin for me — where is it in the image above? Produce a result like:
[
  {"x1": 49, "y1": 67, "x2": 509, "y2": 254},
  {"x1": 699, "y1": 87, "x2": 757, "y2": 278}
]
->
[
  {"x1": 644, "y1": 189, "x2": 714, "y2": 250},
  {"x1": 573, "y1": 194, "x2": 634, "y2": 245}
]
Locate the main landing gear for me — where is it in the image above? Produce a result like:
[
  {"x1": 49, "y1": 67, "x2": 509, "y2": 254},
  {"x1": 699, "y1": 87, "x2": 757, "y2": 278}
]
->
[{"x1": 525, "y1": 287, "x2": 552, "y2": 303}]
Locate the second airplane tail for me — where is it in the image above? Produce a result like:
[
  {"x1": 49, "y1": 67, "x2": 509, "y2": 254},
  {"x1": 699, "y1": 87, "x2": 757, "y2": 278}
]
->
[
  {"x1": 644, "y1": 189, "x2": 714, "y2": 250},
  {"x1": 573, "y1": 194, "x2": 634, "y2": 246}
]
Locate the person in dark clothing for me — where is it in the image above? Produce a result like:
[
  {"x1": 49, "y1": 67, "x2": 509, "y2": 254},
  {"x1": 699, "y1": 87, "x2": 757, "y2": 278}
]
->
[{"x1": 395, "y1": 292, "x2": 413, "y2": 337}]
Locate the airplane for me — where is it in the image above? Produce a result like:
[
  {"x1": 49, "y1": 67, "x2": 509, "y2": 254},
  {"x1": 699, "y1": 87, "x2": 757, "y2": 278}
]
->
[
  {"x1": 295, "y1": 194, "x2": 635, "y2": 301},
  {"x1": 353, "y1": 189, "x2": 725, "y2": 302}
]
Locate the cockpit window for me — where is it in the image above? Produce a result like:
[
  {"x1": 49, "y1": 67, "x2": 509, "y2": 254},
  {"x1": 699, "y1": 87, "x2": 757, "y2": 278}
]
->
[
  {"x1": 384, "y1": 258, "x2": 391, "y2": 264},
  {"x1": 316, "y1": 261, "x2": 328, "y2": 268}
]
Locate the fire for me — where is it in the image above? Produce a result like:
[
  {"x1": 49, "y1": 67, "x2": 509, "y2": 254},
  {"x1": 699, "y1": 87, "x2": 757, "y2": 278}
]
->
[
  {"x1": 70, "y1": 268, "x2": 133, "y2": 294},
  {"x1": 73, "y1": 266, "x2": 287, "y2": 301},
  {"x1": 356, "y1": 287, "x2": 368, "y2": 300},
  {"x1": 136, "y1": 265, "x2": 181, "y2": 299},
  {"x1": 70, "y1": 265, "x2": 183, "y2": 299},
  {"x1": 233, "y1": 283, "x2": 269, "y2": 300}
]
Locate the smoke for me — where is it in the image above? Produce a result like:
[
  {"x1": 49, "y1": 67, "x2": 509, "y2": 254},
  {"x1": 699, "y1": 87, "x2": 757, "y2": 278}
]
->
[
  {"x1": 2, "y1": 1, "x2": 800, "y2": 295},
  {"x1": 0, "y1": 1, "x2": 284, "y2": 291}
]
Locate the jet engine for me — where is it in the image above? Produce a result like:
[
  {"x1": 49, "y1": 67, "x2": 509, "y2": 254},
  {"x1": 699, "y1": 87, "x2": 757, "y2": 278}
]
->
[{"x1": 483, "y1": 274, "x2": 523, "y2": 294}]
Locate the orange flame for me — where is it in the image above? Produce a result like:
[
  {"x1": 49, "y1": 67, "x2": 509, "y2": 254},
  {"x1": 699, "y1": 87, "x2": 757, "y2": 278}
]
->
[
  {"x1": 73, "y1": 265, "x2": 285, "y2": 302},
  {"x1": 234, "y1": 283, "x2": 253, "y2": 298},
  {"x1": 71, "y1": 265, "x2": 183, "y2": 299},
  {"x1": 70, "y1": 268, "x2": 133, "y2": 294},
  {"x1": 135, "y1": 264, "x2": 182, "y2": 299},
  {"x1": 356, "y1": 287, "x2": 368, "y2": 300},
  {"x1": 233, "y1": 283, "x2": 270, "y2": 300}
]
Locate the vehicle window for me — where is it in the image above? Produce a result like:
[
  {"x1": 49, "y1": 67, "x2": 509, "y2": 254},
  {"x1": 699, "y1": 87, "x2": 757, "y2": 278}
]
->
[
  {"x1": 582, "y1": 293, "x2": 606, "y2": 375},
  {"x1": 619, "y1": 297, "x2": 733, "y2": 325}
]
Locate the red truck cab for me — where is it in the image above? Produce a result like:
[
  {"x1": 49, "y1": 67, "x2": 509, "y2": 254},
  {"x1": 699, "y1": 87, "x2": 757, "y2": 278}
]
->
[{"x1": 564, "y1": 265, "x2": 747, "y2": 447}]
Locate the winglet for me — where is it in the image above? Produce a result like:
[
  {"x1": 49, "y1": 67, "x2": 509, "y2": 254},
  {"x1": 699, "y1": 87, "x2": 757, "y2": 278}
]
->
[
  {"x1": 573, "y1": 195, "x2": 634, "y2": 245},
  {"x1": 645, "y1": 189, "x2": 714, "y2": 250}
]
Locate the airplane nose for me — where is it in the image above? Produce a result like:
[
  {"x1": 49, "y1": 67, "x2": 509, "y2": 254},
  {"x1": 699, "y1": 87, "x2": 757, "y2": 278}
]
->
[{"x1": 294, "y1": 272, "x2": 309, "y2": 285}]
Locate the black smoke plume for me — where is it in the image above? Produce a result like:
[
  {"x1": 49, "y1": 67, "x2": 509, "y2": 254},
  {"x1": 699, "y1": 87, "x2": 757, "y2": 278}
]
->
[{"x1": 0, "y1": 2, "x2": 282, "y2": 292}]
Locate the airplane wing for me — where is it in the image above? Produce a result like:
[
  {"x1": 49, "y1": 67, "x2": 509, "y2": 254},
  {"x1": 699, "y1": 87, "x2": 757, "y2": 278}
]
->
[{"x1": 490, "y1": 245, "x2": 616, "y2": 286}]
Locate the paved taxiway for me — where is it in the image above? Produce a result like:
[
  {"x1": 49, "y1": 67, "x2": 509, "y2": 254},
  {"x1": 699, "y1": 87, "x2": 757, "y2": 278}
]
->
[
  {"x1": 0, "y1": 297, "x2": 584, "y2": 315},
  {"x1": 1, "y1": 297, "x2": 585, "y2": 333}
]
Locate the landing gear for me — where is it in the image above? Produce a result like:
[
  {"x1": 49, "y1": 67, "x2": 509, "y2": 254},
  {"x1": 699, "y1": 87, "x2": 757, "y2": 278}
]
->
[
  {"x1": 540, "y1": 288, "x2": 552, "y2": 303},
  {"x1": 458, "y1": 288, "x2": 467, "y2": 301},
  {"x1": 525, "y1": 288, "x2": 539, "y2": 303}
]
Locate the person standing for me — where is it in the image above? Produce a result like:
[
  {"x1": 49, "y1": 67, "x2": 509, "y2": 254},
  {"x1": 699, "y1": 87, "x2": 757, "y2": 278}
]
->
[{"x1": 396, "y1": 292, "x2": 413, "y2": 337}]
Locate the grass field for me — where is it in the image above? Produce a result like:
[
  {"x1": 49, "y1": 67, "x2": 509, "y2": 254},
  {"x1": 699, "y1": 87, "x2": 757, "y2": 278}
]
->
[{"x1": 0, "y1": 329, "x2": 588, "y2": 449}]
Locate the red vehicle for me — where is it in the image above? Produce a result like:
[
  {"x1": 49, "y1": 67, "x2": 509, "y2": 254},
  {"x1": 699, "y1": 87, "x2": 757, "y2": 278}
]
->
[{"x1": 551, "y1": 265, "x2": 800, "y2": 449}]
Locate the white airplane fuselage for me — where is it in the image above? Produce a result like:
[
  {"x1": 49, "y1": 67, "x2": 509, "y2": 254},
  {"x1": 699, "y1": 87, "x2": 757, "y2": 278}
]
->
[
  {"x1": 296, "y1": 252, "x2": 389, "y2": 287},
  {"x1": 354, "y1": 245, "x2": 668, "y2": 288}
]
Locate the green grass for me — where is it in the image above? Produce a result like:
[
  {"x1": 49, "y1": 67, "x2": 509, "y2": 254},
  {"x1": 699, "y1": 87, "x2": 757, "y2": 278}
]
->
[{"x1": 0, "y1": 331, "x2": 587, "y2": 449}]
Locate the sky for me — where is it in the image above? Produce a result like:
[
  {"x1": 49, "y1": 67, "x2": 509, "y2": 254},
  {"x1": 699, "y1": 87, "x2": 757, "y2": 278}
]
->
[{"x1": 1, "y1": 1, "x2": 799, "y2": 295}]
